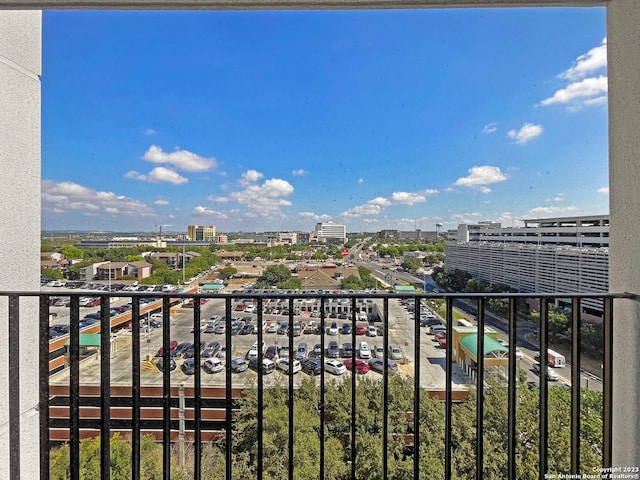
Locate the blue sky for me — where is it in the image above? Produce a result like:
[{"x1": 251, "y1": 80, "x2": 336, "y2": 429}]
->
[{"x1": 42, "y1": 8, "x2": 608, "y2": 234}]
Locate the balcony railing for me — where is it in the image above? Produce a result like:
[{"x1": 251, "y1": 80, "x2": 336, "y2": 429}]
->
[{"x1": 1, "y1": 289, "x2": 632, "y2": 479}]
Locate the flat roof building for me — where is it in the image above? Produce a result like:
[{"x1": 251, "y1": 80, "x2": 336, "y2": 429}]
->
[{"x1": 446, "y1": 215, "x2": 610, "y2": 315}]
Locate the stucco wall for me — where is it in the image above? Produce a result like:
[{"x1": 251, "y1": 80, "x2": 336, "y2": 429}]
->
[{"x1": 0, "y1": 9, "x2": 42, "y2": 479}]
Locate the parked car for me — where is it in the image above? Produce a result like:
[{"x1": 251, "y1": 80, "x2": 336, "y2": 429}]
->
[
  {"x1": 155, "y1": 340, "x2": 179, "y2": 357},
  {"x1": 373, "y1": 344, "x2": 385, "y2": 358},
  {"x1": 231, "y1": 357, "x2": 248, "y2": 373},
  {"x1": 354, "y1": 324, "x2": 367, "y2": 335},
  {"x1": 358, "y1": 341, "x2": 371, "y2": 359},
  {"x1": 155, "y1": 357, "x2": 176, "y2": 372},
  {"x1": 276, "y1": 358, "x2": 301, "y2": 374},
  {"x1": 279, "y1": 341, "x2": 291, "y2": 358},
  {"x1": 368, "y1": 358, "x2": 398, "y2": 373},
  {"x1": 243, "y1": 339, "x2": 262, "y2": 359},
  {"x1": 214, "y1": 324, "x2": 226, "y2": 334},
  {"x1": 201, "y1": 341, "x2": 221, "y2": 358},
  {"x1": 181, "y1": 359, "x2": 197, "y2": 375},
  {"x1": 388, "y1": 345, "x2": 403, "y2": 360},
  {"x1": 277, "y1": 322, "x2": 289, "y2": 335},
  {"x1": 265, "y1": 322, "x2": 278, "y2": 333},
  {"x1": 328, "y1": 322, "x2": 339, "y2": 335},
  {"x1": 309, "y1": 343, "x2": 322, "y2": 359},
  {"x1": 343, "y1": 358, "x2": 370, "y2": 374},
  {"x1": 300, "y1": 358, "x2": 322, "y2": 375},
  {"x1": 341, "y1": 323, "x2": 352, "y2": 334},
  {"x1": 171, "y1": 342, "x2": 192, "y2": 358},
  {"x1": 249, "y1": 357, "x2": 276, "y2": 374},
  {"x1": 429, "y1": 325, "x2": 446, "y2": 335},
  {"x1": 327, "y1": 340, "x2": 340, "y2": 358},
  {"x1": 295, "y1": 342, "x2": 308, "y2": 360},
  {"x1": 367, "y1": 325, "x2": 377, "y2": 337},
  {"x1": 264, "y1": 345, "x2": 279, "y2": 360},
  {"x1": 342, "y1": 342, "x2": 353, "y2": 358},
  {"x1": 324, "y1": 359, "x2": 347, "y2": 376},
  {"x1": 182, "y1": 341, "x2": 206, "y2": 359}
]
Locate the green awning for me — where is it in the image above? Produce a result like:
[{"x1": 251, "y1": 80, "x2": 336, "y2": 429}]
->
[
  {"x1": 394, "y1": 285, "x2": 415, "y2": 292},
  {"x1": 64, "y1": 333, "x2": 101, "y2": 347},
  {"x1": 201, "y1": 284, "x2": 225, "y2": 291},
  {"x1": 459, "y1": 334, "x2": 508, "y2": 358}
]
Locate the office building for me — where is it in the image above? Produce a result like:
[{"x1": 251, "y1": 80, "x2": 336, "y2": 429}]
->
[{"x1": 187, "y1": 225, "x2": 216, "y2": 242}]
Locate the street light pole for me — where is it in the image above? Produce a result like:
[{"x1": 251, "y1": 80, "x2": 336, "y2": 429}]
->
[{"x1": 182, "y1": 244, "x2": 186, "y2": 284}]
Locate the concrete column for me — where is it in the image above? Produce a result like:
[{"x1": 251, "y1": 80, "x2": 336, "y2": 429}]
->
[
  {"x1": 0, "y1": 9, "x2": 42, "y2": 479},
  {"x1": 607, "y1": 0, "x2": 640, "y2": 465}
]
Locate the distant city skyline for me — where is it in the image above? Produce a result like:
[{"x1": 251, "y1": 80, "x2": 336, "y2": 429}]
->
[{"x1": 42, "y1": 8, "x2": 608, "y2": 234}]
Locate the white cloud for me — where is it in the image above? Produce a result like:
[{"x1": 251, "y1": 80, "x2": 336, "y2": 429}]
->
[
  {"x1": 527, "y1": 205, "x2": 579, "y2": 216},
  {"x1": 125, "y1": 167, "x2": 188, "y2": 185},
  {"x1": 229, "y1": 178, "x2": 294, "y2": 215},
  {"x1": 193, "y1": 205, "x2": 228, "y2": 218},
  {"x1": 390, "y1": 191, "x2": 427, "y2": 205},
  {"x1": 454, "y1": 166, "x2": 508, "y2": 193},
  {"x1": 358, "y1": 178, "x2": 364, "y2": 184},
  {"x1": 206, "y1": 195, "x2": 230, "y2": 203},
  {"x1": 560, "y1": 38, "x2": 607, "y2": 81},
  {"x1": 42, "y1": 180, "x2": 157, "y2": 218},
  {"x1": 507, "y1": 123, "x2": 544, "y2": 144},
  {"x1": 482, "y1": 123, "x2": 498, "y2": 134},
  {"x1": 240, "y1": 169, "x2": 264, "y2": 185},
  {"x1": 597, "y1": 187, "x2": 609, "y2": 194},
  {"x1": 154, "y1": 199, "x2": 169, "y2": 205},
  {"x1": 539, "y1": 76, "x2": 608, "y2": 108},
  {"x1": 144, "y1": 128, "x2": 156, "y2": 136},
  {"x1": 292, "y1": 169, "x2": 307, "y2": 176},
  {"x1": 368, "y1": 197, "x2": 392, "y2": 207},
  {"x1": 142, "y1": 145, "x2": 216, "y2": 172},
  {"x1": 342, "y1": 204, "x2": 383, "y2": 216}
]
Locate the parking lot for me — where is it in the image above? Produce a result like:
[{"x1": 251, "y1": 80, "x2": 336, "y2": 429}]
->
[{"x1": 48, "y1": 294, "x2": 470, "y2": 392}]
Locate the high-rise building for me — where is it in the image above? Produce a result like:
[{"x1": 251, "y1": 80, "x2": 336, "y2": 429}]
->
[
  {"x1": 314, "y1": 222, "x2": 347, "y2": 243},
  {"x1": 187, "y1": 225, "x2": 216, "y2": 241}
]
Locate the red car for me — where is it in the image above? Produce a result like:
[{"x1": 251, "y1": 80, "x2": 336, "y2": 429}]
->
[
  {"x1": 155, "y1": 340, "x2": 179, "y2": 357},
  {"x1": 434, "y1": 332, "x2": 446, "y2": 341},
  {"x1": 354, "y1": 324, "x2": 367, "y2": 335},
  {"x1": 343, "y1": 358, "x2": 370, "y2": 374}
]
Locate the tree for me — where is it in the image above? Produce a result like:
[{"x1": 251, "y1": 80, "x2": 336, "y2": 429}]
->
[
  {"x1": 41, "y1": 267, "x2": 63, "y2": 280},
  {"x1": 218, "y1": 266, "x2": 238, "y2": 278},
  {"x1": 256, "y1": 264, "x2": 294, "y2": 289},
  {"x1": 341, "y1": 275, "x2": 364, "y2": 290},
  {"x1": 60, "y1": 245, "x2": 84, "y2": 260}
]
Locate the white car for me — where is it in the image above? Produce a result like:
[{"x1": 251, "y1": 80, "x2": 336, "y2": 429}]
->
[
  {"x1": 265, "y1": 322, "x2": 278, "y2": 333},
  {"x1": 358, "y1": 341, "x2": 371, "y2": 359},
  {"x1": 324, "y1": 359, "x2": 347, "y2": 376},
  {"x1": 245, "y1": 305, "x2": 256, "y2": 314},
  {"x1": 367, "y1": 325, "x2": 377, "y2": 337},
  {"x1": 373, "y1": 344, "x2": 385, "y2": 358},
  {"x1": 388, "y1": 345, "x2": 403, "y2": 360},
  {"x1": 203, "y1": 358, "x2": 223, "y2": 374},
  {"x1": 276, "y1": 358, "x2": 301, "y2": 374},
  {"x1": 328, "y1": 322, "x2": 339, "y2": 335}
]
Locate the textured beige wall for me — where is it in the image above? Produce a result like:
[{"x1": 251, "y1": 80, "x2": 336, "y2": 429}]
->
[
  {"x1": 0, "y1": 10, "x2": 42, "y2": 479},
  {"x1": 607, "y1": 0, "x2": 640, "y2": 466}
]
